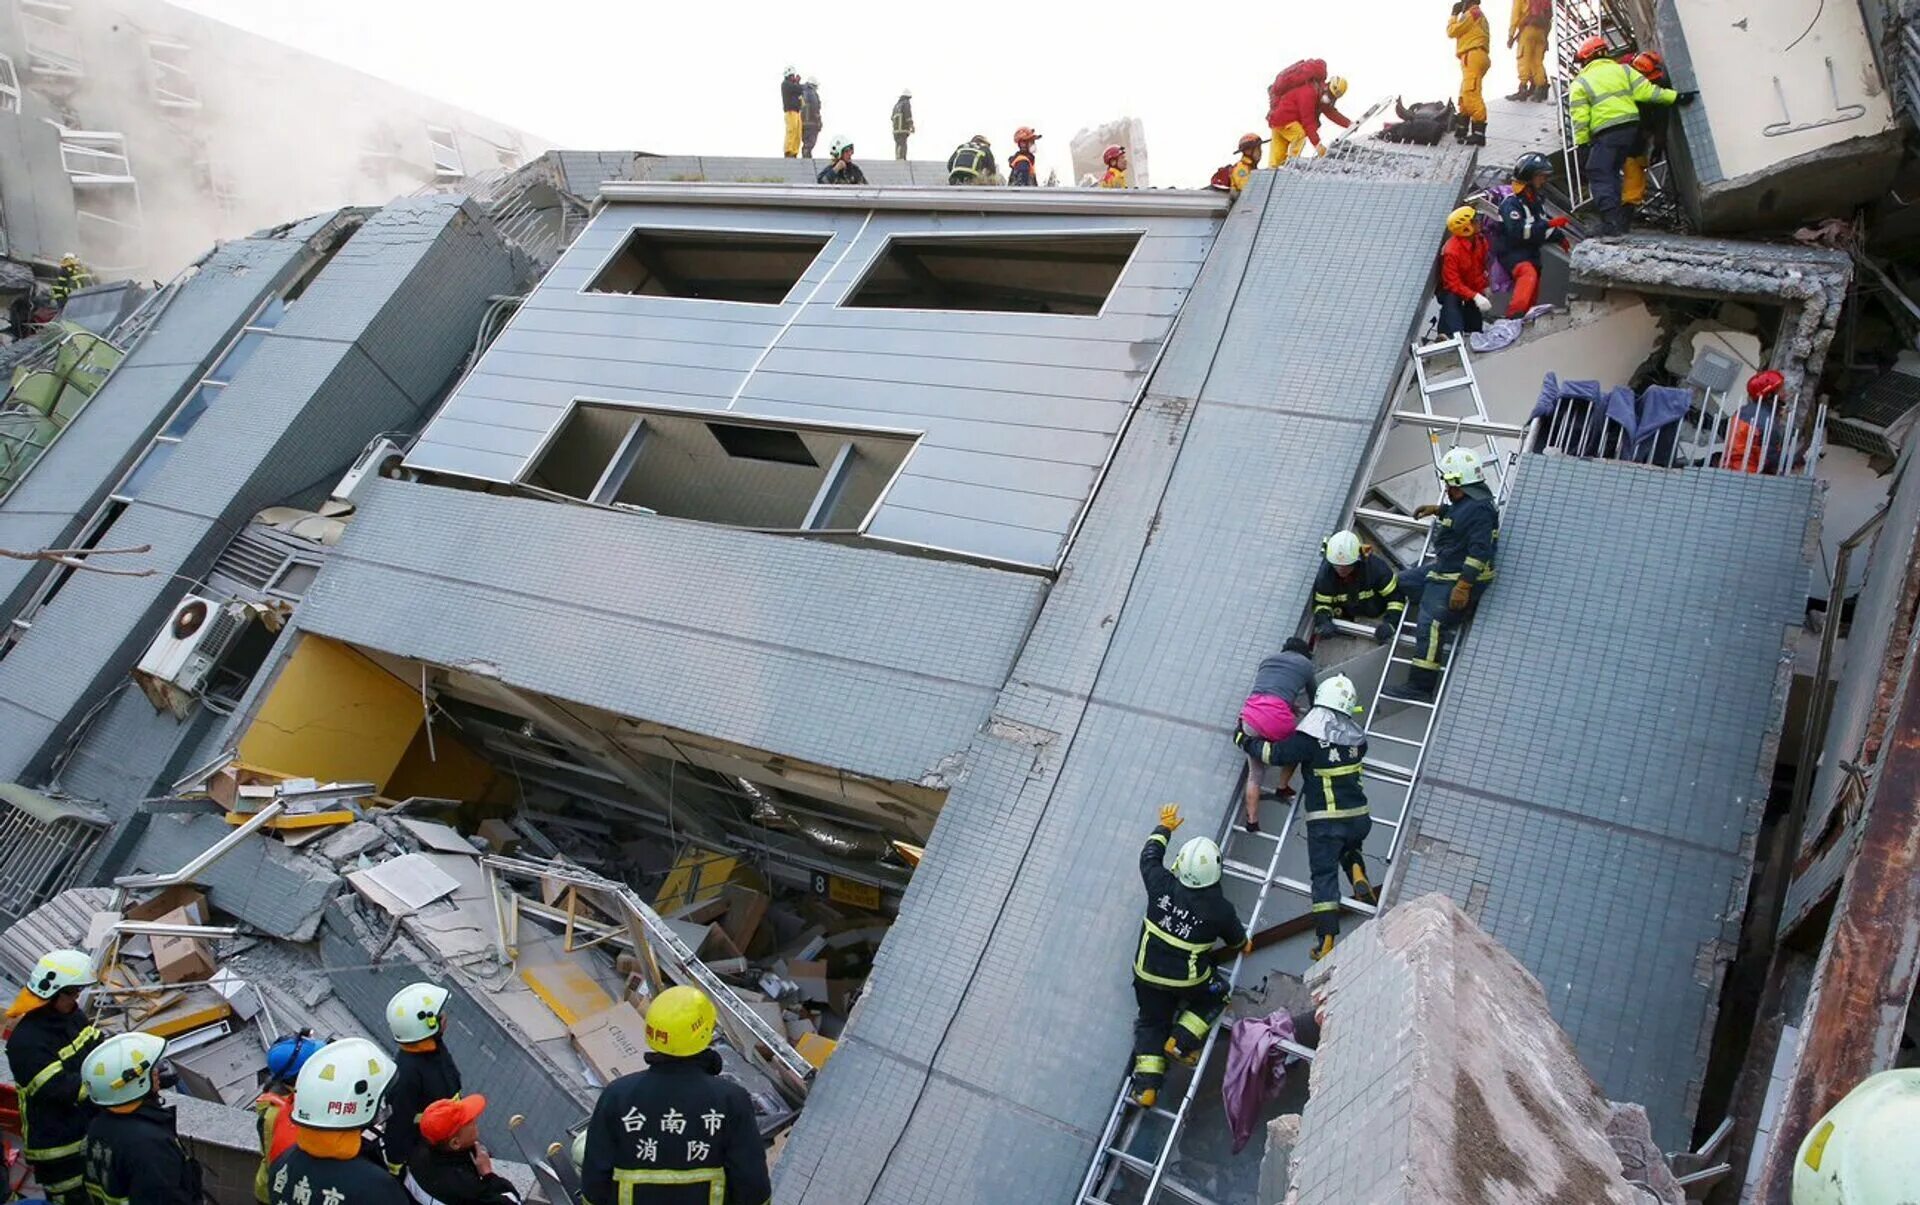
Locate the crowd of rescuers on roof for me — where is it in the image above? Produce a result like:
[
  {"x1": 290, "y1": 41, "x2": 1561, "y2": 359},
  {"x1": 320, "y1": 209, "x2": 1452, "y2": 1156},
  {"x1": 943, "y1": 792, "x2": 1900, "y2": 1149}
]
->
[{"x1": 7, "y1": 955, "x2": 771, "y2": 1205}]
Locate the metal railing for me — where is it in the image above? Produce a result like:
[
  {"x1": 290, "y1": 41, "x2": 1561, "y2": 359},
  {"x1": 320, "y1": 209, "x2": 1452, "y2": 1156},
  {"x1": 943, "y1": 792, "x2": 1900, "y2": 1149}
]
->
[{"x1": 1526, "y1": 390, "x2": 1826, "y2": 477}]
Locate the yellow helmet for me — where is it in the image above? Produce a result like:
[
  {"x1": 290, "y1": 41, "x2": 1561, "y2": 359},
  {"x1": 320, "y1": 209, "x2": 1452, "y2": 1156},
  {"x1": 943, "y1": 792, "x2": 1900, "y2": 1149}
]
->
[
  {"x1": 1446, "y1": 206, "x2": 1478, "y2": 237},
  {"x1": 1326, "y1": 76, "x2": 1349, "y2": 100},
  {"x1": 645, "y1": 986, "x2": 717, "y2": 1057}
]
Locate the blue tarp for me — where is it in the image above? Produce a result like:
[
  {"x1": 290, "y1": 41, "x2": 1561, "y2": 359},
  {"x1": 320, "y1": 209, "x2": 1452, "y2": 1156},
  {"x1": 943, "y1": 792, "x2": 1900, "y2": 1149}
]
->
[{"x1": 1534, "y1": 374, "x2": 1696, "y2": 463}]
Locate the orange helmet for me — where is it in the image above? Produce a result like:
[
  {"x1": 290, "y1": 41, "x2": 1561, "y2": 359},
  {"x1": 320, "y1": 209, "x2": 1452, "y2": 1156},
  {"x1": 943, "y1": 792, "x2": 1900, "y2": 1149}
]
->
[
  {"x1": 1576, "y1": 35, "x2": 1609, "y2": 62},
  {"x1": 1014, "y1": 126, "x2": 1040, "y2": 144},
  {"x1": 1103, "y1": 144, "x2": 1125, "y2": 166},
  {"x1": 1237, "y1": 133, "x2": 1263, "y2": 155},
  {"x1": 1630, "y1": 50, "x2": 1666, "y2": 80}
]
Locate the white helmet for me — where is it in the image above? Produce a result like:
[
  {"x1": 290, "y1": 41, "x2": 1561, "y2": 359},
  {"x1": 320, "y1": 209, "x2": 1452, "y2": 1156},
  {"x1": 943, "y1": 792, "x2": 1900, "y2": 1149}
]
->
[
  {"x1": 1438, "y1": 446, "x2": 1484, "y2": 486},
  {"x1": 1315, "y1": 674, "x2": 1364, "y2": 715},
  {"x1": 25, "y1": 948, "x2": 95, "y2": 999},
  {"x1": 1172, "y1": 837, "x2": 1222, "y2": 889},
  {"x1": 1323, "y1": 530, "x2": 1363, "y2": 567},
  {"x1": 84, "y1": 1032, "x2": 168, "y2": 1107},
  {"x1": 292, "y1": 1037, "x2": 395, "y2": 1130},
  {"x1": 386, "y1": 981, "x2": 451, "y2": 1044},
  {"x1": 1792, "y1": 1069, "x2": 1920, "y2": 1205},
  {"x1": 901, "y1": 88, "x2": 912, "y2": 98}
]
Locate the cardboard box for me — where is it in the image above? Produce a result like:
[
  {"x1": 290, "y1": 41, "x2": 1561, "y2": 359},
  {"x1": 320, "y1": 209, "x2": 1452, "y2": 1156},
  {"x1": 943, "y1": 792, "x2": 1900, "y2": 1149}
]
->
[
  {"x1": 787, "y1": 959, "x2": 831, "y2": 1004},
  {"x1": 477, "y1": 818, "x2": 517, "y2": 852},
  {"x1": 150, "y1": 907, "x2": 216, "y2": 983},
  {"x1": 521, "y1": 960, "x2": 616, "y2": 1027},
  {"x1": 794, "y1": 1033, "x2": 838, "y2": 1069},
  {"x1": 206, "y1": 967, "x2": 260, "y2": 1021},
  {"x1": 568, "y1": 1001, "x2": 651, "y2": 1082},
  {"x1": 126, "y1": 886, "x2": 207, "y2": 925}
]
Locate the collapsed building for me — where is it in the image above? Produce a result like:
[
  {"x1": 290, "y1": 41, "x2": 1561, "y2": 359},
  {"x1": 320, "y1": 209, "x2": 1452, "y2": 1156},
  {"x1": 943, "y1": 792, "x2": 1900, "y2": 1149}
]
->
[{"x1": 0, "y1": 2, "x2": 1917, "y2": 1204}]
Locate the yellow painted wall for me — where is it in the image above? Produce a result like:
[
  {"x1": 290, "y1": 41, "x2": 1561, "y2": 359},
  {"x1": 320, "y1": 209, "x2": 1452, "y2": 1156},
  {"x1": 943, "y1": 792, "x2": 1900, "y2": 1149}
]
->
[
  {"x1": 238, "y1": 634, "x2": 424, "y2": 791},
  {"x1": 386, "y1": 721, "x2": 506, "y2": 805}
]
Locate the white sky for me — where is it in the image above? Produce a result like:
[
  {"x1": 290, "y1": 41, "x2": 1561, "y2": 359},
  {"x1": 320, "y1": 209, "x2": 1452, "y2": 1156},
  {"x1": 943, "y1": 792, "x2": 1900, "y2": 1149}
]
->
[{"x1": 169, "y1": 0, "x2": 1530, "y2": 187}]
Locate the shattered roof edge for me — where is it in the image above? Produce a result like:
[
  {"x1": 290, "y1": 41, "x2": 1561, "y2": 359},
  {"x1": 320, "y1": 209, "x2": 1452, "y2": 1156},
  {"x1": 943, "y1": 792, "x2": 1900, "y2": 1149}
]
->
[{"x1": 594, "y1": 181, "x2": 1232, "y2": 217}]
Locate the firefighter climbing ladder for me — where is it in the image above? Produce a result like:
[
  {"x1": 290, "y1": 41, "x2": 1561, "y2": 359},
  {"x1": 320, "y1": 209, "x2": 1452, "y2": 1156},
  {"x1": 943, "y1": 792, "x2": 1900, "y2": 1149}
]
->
[{"x1": 1075, "y1": 336, "x2": 1523, "y2": 1205}]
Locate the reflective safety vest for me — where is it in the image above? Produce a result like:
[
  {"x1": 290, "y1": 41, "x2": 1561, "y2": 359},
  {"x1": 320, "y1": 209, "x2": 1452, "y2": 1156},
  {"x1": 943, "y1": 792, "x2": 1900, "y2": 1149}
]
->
[
  {"x1": 948, "y1": 144, "x2": 990, "y2": 180},
  {"x1": 1568, "y1": 57, "x2": 1676, "y2": 144}
]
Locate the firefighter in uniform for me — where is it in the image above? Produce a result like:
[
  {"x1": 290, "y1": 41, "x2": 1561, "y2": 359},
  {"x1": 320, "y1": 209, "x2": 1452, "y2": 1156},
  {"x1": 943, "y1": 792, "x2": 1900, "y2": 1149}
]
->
[
  {"x1": 269, "y1": 1037, "x2": 408, "y2": 1205},
  {"x1": 580, "y1": 985, "x2": 770, "y2": 1205},
  {"x1": 5, "y1": 948, "x2": 104, "y2": 1205},
  {"x1": 382, "y1": 982, "x2": 460, "y2": 1176},
  {"x1": 1244, "y1": 676, "x2": 1378, "y2": 961},
  {"x1": 253, "y1": 1032, "x2": 325, "y2": 1203},
  {"x1": 82, "y1": 1031, "x2": 203, "y2": 1205},
  {"x1": 1126, "y1": 807, "x2": 1249, "y2": 1109},
  {"x1": 1311, "y1": 529, "x2": 1406, "y2": 643},
  {"x1": 1387, "y1": 446, "x2": 1499, "y2": 702}
]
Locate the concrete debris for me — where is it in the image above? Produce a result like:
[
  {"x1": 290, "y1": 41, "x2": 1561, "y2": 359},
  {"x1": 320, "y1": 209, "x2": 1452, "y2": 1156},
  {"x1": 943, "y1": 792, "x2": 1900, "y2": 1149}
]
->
[{"x1": 1280, "y1": 893, "x2": 1684, "y2": 1205}]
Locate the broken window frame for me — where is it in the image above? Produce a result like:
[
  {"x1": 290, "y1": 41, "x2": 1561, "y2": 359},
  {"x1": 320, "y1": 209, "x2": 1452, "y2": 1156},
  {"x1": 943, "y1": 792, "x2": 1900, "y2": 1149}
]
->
[
  {"x1": 519, "y1": 398, "x2": 921, "y2": 534},
  {"x1": 144, "y1": 37, "x2": 200, "y2": 109},
  {"x1": 0, "y1": 52, "x2": 20, "y2": 114},
  {"x1": 0, "y1": 785, "x2": 108, "y2": 921},
  {"x1": 580, "y1": 225, "x2": 833, "y2": 307},
  {"x1": 53, "y1": 126, "x2": 136, "y2": 184},
  {"x1": 18, "y1": 1, "x2": 81, "y2": 79},
  {"x1": 838, "y1": 229, "x2": 1145, "y2": 319},
  {"x1": 426, "y1": 124, "x2": 464, "y2": 179}
]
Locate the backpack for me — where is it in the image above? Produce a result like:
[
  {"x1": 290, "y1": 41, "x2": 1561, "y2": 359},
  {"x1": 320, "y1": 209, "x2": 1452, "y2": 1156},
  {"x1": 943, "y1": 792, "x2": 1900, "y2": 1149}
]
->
[
  {"x1": 949, "y1": 144, "x2": 988, "y2": 179},
  {"x1": 1271, "y1": 58, "x2": 1327, "y2": 98},
  {"x1": 1209, "y1": 163, "x2": 1234, "y2": 191},
  {"x1": 1526, "y1": 0, "x2": 1551, "y2": 22}
]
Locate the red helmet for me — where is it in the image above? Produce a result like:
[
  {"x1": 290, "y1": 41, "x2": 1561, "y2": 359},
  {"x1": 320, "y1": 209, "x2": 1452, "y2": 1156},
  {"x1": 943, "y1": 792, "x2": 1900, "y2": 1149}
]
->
[
  {"x1": 1747, "y1": 369, "x2": 1786, "y2": 399},
  {"x1": 1575, "y1": 35, "x2": 1609, "y2": 62},
  {"x1": 1103, "y1": 144, "x2": 1125, "y2": 166}
]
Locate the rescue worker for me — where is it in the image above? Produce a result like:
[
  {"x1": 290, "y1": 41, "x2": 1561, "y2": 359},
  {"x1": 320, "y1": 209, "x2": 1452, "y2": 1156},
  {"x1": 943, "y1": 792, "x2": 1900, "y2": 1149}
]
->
[
  {"x1": 1099, "y1": 145, "x2": 1129, "y2": 189},
  {"x1": 779, "y1": 68, "x2": 803, "y2": 158},
  {"x1": 81, "y1": 1031, "x2": 203, "y2": 1205},
  {"x1": 816, "y1": 139, "x2": 867, "y2": 185},
  {"x1": 1619, "y1": 50, "x2": 1670, "y2": 226},
  {"x1": 1506, "y1": 0, "x2": 1552, "y2": 101},
  {"x1": 1791, "y1": 1069, "x2": 1920, "y2": 1203},
  {"x1": 1265, "y1": 64, "x2": 1351, "y2": 167},
  {"x1": 254, "y1": 1032, "x2": 325, "y2": 1203},
  {"x1": 1727, "y1": 369, "x2": 1788, "y2": 475},
  {"x1": 798, "y1": 77, "x2": 822, "y2": 159},
  {"x1": 890, "y1": 89, "x2": 914, "y2": 160},
  {"x1": 1007, "y1": 127, "x2": 1041, "y2": 187},
  {"x1": 579, "y1": 985, "x2": 770, "y2": 1205},
  {"x1": 1127, "y1": 805, "x2": 1249, "y2": 1109},
  {"x1": 382, "y1": 981, "x2": 460, "y2": 1177},
  {"x1": 269, "y1": 1038, "x2": 407, "y2": 1205},
  {"x1": 1311, "y1": 529, "x2": 1405, "y2": 643},
  {"x1": 1447, "y1": 0, "x2": 1492, "y2": 146},
  {"x1": 409, "y1": 1096, "x2": 519, "y2": 1205},
  {"x1": 1569, "y1": 35, "x2": 1687, "y2": 234},
  {"x1": 5, "y1": 948, "x2": 104, "y2": 1205},
  {"x1": 947, "y1": 135, "x2": 997, "y2": 185},
  {"x1": 1249, "y1": 676, "x2": 1377, "y2": 961},
  {"x1": 50, "y1": 255, "x2": 91, "y2": 307},
  {"x1": 1228, "y1": 134, "x2": 1263, "y2": 193},
  {"x1": 1387, "y1": 447, "x2": 1499, "y2": 702},
  {"x1": 1438, "y1": 205, "x2": 1494, "y2": 337},
  {"x1": 1495, "y1": 152, "x2": 1569, "y2": 317},
  {"x1": 1233, "y1": 638, "x2": 1317, "y2": 832}
]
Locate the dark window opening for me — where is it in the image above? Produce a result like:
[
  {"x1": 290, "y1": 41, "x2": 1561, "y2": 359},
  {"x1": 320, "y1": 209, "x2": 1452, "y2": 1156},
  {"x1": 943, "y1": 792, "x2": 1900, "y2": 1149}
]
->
[
  {"x1": 204, "y1": 617, "x2": 278, "y2": 707},
  {"x1": 525, "y1": 403, "x2": 916, "y2": 531},
  {"x1": 843, "y1": 233, "x2": 1139, "y2": 315},
  {"x1": 586, "y1": 229, "x2": 830, "y2": 305},
  {"x1": 708, "y1": 422, "x2": 817, "y2": 466},
  {"x1": 31, "y1": 499, "x2": 128, "y2": 622}
]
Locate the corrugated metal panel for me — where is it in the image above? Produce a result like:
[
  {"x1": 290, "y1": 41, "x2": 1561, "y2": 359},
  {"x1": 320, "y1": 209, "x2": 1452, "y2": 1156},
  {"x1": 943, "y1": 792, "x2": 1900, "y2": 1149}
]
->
[
  {"x1": 0, "y1": 887, "x2": 114, "y2": 983},
  {"x1": 409, "y1": 199, "x2": 1220, "y2": 567}
]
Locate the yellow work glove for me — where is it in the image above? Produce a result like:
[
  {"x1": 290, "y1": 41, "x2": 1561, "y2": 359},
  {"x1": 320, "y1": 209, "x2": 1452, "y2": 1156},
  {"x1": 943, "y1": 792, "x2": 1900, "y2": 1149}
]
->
[
  {"x1": 1158, "y1": 803, "x2": 1183, "y2": 832},
  {"x1": 1242, "y1": 938, "x2": 1255, "y2": 956},
  {"x1": 1449, "y1": 578, "x2": 1473, "y2": 611},
  {"x1": 1413, "y1": 504, "x2": 1442, "y2": 519}
]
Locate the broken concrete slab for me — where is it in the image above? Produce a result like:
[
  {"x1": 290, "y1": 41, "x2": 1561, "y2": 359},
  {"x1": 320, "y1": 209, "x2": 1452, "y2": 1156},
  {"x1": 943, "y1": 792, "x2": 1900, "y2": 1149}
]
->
[
  {"x1": 121, "y1": 813, "x2": 340, "y2": 942},
  {"x1": 1281, "y1": 893, "x2": 1683, "y2": 1204}
]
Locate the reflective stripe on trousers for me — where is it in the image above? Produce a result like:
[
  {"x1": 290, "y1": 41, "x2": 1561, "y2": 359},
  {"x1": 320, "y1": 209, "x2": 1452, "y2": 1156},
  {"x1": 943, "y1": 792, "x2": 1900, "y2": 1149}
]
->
[{"x1": 613, "y1": 1166, "x2": 725, "y2": 1205}]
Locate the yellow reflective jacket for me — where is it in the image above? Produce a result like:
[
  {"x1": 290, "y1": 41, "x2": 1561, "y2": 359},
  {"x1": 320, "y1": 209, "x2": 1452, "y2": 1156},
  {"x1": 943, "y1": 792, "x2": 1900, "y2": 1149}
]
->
[
  {"x1": 1448, "y1": 7, "x2": 1490, "y2": 55},
  {"x1": 1569, "y1": 57, "x2": 1677, "y2": 143}
]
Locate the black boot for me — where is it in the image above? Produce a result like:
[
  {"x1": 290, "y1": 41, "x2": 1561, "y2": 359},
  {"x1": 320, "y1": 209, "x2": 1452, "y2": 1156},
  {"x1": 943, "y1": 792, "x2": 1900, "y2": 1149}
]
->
[
  {"x1": 1505, "y1": 85, "x2": 1531, "y2": 101},
  {"x1": 1452, "y1": 113, "x2": 1470, "y2": 143},
  {"x1": 1532, "y1": 83, "x2": 1552, "y2": 102},
  {"x1": 1466, "y1": 119, "x2": 1488, "y2": 146}
]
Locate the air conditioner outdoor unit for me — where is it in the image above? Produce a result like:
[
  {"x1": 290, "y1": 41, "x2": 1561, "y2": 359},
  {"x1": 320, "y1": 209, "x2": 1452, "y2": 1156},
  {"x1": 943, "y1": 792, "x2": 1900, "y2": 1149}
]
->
[
  {"x1": 331, "y1": 436, "x2": 405, "y2": 506},
  {"x1": 132, "y1": 592, "x2": 252, "y2": 717}
]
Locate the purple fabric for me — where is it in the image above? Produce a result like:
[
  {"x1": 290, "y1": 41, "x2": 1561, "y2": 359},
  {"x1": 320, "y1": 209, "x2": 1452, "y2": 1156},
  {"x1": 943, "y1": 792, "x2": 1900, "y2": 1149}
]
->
[
  {"x1": 1483, "y1": 186, "x2": 1515, "y2": 292},
  {"x1": 1223, "y1": 1009, "x2": 1298, "y2": 1154},
  {"x1": 1239, "y1": 695, "x2": 1297, "y2": 742}
]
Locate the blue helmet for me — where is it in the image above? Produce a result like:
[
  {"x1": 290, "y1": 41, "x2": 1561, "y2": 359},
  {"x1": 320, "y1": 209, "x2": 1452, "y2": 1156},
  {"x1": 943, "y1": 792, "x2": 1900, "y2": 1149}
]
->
[{"x1": 265, "y1": 1033, "x2": 325, "y2": 1083}]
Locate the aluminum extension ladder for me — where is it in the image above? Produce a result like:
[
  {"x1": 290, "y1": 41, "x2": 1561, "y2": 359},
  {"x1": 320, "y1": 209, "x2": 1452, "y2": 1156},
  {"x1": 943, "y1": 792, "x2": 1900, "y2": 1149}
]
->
[{"x1": 1074, "y1": 337, "x2": 1522, "y2": 1205}]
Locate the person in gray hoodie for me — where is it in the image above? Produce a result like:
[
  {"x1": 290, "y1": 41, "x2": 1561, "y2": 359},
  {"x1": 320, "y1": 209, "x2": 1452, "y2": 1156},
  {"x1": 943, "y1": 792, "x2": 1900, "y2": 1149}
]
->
[{"x1": 1231, "y1": 637, "x2": 1316, "y2": 831}]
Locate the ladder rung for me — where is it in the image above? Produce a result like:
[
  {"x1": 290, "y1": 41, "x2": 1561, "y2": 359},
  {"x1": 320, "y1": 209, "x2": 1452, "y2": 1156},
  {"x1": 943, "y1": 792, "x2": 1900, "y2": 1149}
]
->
[
  {"x1": 1274, "y1": 874, "x2": 1380, "y2": 915},
  {"x1": 1231, "y1": 823, "x2": 1281, "y2": 841},
  {"x1": 1378, "y1": 693, "x2": 1437, "y2": 710},
  {"x1": 1390, "y1": 411, "x2": 1525, "y2": 438},
  {"x1": 1222, "y1": 857, "x2": 1269, "y2": 883},
  {"x1": 1414, "y1": 336, "x2": 1463, "y2": 356},
  {"x1": 1354, "y1": 505, "x2": 1430, "y2": 531},
  {"x1": 1419, "y1": 376, "x2": 1474, "y2": 393},
  {"x1": 1366, "y1": 729, "x2": 1425, "y2": 748},
  {"x1": 1367, "y1": 757, "x2": 1416, "y2": 780}
]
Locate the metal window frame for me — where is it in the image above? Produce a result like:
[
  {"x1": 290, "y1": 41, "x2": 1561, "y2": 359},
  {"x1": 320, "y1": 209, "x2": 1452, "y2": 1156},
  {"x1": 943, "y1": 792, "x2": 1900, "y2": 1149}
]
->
[
  {"x1": 144, "y1": 37, "x2": 200, "y2": 109},
  {"x1": 18, "y1": 2, "x2": 81, "y2": 78},
  {"x1": 426, "y1": 124, "x2": 464, "y2": 179},
  {"x1": 832, "y1": 226, "x2": 1150, "y2": 322},
  {"x1": 0, "y1": 788, "x2": 107, "y2": 920},
  {"x1": 52, "y1": 126, "x2": 136, "y2": 184},
  {"x1": 0, "y1": 51, "x2": 20, "y2": 113}
]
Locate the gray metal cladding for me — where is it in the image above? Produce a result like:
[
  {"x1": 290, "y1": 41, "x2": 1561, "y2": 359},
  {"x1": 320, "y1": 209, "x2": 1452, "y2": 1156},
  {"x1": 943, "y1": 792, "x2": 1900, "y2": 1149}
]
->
[{"x1": 407, "y1": 198, "x2": 1220, "y2": 567}]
